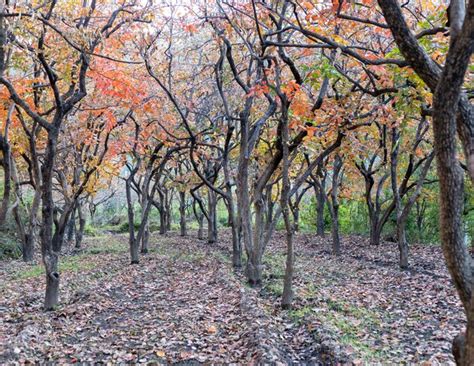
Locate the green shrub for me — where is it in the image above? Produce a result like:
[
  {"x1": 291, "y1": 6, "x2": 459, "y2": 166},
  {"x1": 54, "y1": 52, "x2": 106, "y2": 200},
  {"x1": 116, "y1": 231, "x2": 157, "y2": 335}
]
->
[
  {"x1": 118, "y1": 221, "x2": 140, "y2": 233},
  {"x1": 0, "y1": 233, "x2": 22, "y2": 259},
  {"x1": 84, "y1": 224, "x2": 99, "y2": 237}
]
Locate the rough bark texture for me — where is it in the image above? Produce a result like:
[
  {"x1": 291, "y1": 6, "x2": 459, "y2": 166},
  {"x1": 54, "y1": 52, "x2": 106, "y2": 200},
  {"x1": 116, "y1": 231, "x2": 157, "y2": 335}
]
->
[
  {"x1": 42, "y1": 132, "x2": 60, "y2": 310},
  {"x1": 377, "y1": 0, "x2": 473, "y2": 362},
  {"x1": 432, "y1": 9, "x2": 474, "y2": 361}
]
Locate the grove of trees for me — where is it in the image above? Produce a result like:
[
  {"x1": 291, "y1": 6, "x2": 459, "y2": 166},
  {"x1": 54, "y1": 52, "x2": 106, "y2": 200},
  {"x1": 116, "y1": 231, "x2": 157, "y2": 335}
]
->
[{"x1": 0, "y1": 0, "x2": 473, "y2": 364}]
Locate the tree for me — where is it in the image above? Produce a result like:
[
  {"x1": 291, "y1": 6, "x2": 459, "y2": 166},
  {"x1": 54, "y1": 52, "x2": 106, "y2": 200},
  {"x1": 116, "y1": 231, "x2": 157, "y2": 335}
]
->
[{"x1": 0, "y1": 0, "x2": 148, "y2": 310}]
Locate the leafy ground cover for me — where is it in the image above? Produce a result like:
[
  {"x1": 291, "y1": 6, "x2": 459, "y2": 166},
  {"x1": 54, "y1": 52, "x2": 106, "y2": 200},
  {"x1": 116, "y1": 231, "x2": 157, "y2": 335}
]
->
[{"x1": 0, "y1": 231, "x2": 464, "y2": 364}]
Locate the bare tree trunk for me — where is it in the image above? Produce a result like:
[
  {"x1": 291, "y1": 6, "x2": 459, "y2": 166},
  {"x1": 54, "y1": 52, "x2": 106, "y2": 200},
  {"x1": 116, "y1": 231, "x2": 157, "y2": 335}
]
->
[
  {"x1": 140, "y1": 188, "x2": 150, "y2": 254},
  {"x1": 227, "y1": 190, "x2": 241, "y2": 269},
  {"x1": 67, "y1": 209, "x2": 76, "y2": 243},
  {"x1": 292, "y1": 205, "x2": 300, "y2": 232},
  {"x1": 330, "y1": 207, "x2": 341, "y2": 255},
  {"x1": 316, "y1": 191, "x2": 325, "y2": 236},
  {"x1": 192, "y1": 195, "x2": 205, "y2": 240},
  {"x1": 0, "y1": 135, "x2": 11, "y2": 226},
  {"x1": 327, "y1": 155, "x2": 343, "y2": 256},
  {"x1": 156, "y1": 189, "x2": 167, "y2": 235},
  {"x1": 312, "y1": 161, "x2": 327, "y2": 236},
  {"x1": 248, "y1": 194, "x2": 265, "y2": 286},
  {"x1": 42, "y1": 133, "x2": 60, "y2": 311},
  {"x1": 21, "y1": 189, "x2": 41, "y2": 262},
  {"x1": 207, "y1": 188, "x2": 217, "y2": 244},
  {"x1": 165, "y1": 189, "x2": 172, "y2": 231},
  {"x1": 397, "y1": 222, "x2": 409, "y2": 269},
  {"x1": 390, "y1": 127, "x2": 405, "y2": 268},
  {"x1": 75, "y1": 203, "x2": 85, "y2": 250},
  {"x1": 126, "y1": 175, "x2": 139, "y2": 265},
  {"x1": 179, "y1": 191, "x2": 187, "y2": 236},
  {"x1": 237, "y1": 111, "x2": 261, "y2": 285},
  {"x1": 281, "y1": 100, "x2": 294, "y2": 309}
]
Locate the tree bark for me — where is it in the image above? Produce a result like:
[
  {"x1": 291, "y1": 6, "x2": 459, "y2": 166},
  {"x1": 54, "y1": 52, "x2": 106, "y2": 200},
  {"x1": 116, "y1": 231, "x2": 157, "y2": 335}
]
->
[
  {"x1": 67, "y1": 209, "x2": 76, "y2": 243},
  {"x1": 179, "y1": 190, "x2": 187, "y2": 236},
  {"x1": 374, "y1": 0, "x2": 474, "y2": 361},
  {"x1": 126, "y1": 173, "x2": 139, "y2": 265},
  {"x1": 41, "y1": 132, "x2": 60, "y2": 311},
  {"x1": 327, "y1": 154, "x2": 343, "y2": 256},
  {"x1": 281, "y1": 98, "x2": 294, "y2": 309},
  {"x1": 207, "y1": 188, "x2": 217, "y2": 244},
  {"x1": 75, "y1": 203, "x2": 85, "y2": 250}
]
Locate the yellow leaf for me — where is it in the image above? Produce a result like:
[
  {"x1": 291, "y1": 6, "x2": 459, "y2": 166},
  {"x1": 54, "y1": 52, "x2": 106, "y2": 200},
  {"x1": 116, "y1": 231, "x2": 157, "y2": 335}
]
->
[
  {"x1": 207, "y1": 325, "x2": 218, "y2": 334},
  {"x1": 156, "y1": 350, "x2": 166, "y2": 357}
]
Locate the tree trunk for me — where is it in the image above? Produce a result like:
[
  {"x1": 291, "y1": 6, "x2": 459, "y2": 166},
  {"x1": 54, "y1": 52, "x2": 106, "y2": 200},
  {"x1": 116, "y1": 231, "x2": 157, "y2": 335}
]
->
[
  {"x1": 281, "y1": 99, "x2": 294, "y2": 309},
  {"x1": 41, "y1": 133, "x2": 60, "y2": 311},
  {"x1": 141, "y1": 220, "x2": 149, "y2": 254},
  {"x1": 330, "y1": 207, "x2": 341, "y2": 256},
  {"x1": 75, "y1": 203, "x2": 85, "y2": 250},
  {"x1": 315, "y1": 186, "x2": 325, "y2": 236},
  {"x1": 12, "y1": 204, "x2": 34, "y2": 262},
  {"x1": 22, "y1": 191, "x2": 41, "y2": 263},
  {"x1": 67, "y1": 209, "x2": 76, "y2": 243},
  {"x1": 0, "y1": 138, "x2": 11, "y2": 226},
  {"x1": 140, "y1": 188, "x2": 149, "y2": 254},
  {"x1": 22, "y1": 233, "x2": 35, "y2": 262},
  {"x1": 369, "y1": 219, "x2": 382, "y2": 246},
  {"x1": 126, "y1": 176, "x2": 139, "y2": 264},
  {"x1": 247, "y1": 195, "x2": 265, "y2": 286},
  {"x1": 165, "y1": 189, "x2": 172, "y2": 231},
  {"x1": 198, "y1": 214, "x2": 204, "y2": 239},
  {"x1": 207, "y1": 188, "x2": 217, "y2": 244},
  {"x1": 328, "y1": 155, "x2": 343, "y2": 256},
  {"x1": 158, "y1": 190, "x2": 167, "y2": 235},
  {"x1": 397, "y1": 221, "x2": 409, "y2": 269},
  {"x1": 159, "y1": 207, "x2": 166, "y2": 235},
  {"x1": 179, "y1": 191, "x2": 187, "y2": 236},
  {"x1": 236, "y1": 110, "x2": 260, "y2": 285},
  {"x1": 226, "y1": 187, "x2": 241, "y2": 269},
  {"x1": 193, "y1": 197, "x2": 205, "y2": 240},
  {"x1": 43, "y1": 252, "x2": 59, "y2": 310},
  {"x1": 293, "y1": 206, "x2": 300, "y2": 232}
]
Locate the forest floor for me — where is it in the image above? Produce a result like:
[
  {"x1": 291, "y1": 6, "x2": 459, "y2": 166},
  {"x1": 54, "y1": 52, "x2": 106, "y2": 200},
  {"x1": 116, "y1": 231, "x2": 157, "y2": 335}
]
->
[{"x1": 0, "y1": 230, "x2": 464, "y2": 365}]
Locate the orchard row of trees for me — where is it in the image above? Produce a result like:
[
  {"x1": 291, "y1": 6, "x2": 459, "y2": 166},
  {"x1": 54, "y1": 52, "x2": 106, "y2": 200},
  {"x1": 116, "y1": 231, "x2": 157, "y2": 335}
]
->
[{"x1": 0, "y1": 0, "x2": 473, "y2": 363}]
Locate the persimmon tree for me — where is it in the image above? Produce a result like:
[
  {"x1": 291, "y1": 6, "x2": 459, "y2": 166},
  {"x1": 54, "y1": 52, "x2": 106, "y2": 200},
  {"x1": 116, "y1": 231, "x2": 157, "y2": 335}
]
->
[{"x1": 0, "y1": 0, "x2": 149, "y2": 310}]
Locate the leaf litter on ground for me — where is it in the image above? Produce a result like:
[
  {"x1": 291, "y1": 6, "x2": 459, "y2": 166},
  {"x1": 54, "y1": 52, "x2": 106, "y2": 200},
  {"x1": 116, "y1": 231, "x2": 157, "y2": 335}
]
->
[{"x1": 0, "y1": 230, "x2": 464, "y2": 365}]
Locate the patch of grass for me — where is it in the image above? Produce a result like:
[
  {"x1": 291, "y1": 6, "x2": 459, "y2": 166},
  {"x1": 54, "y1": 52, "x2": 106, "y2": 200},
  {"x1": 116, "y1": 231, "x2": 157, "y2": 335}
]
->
[
  {"x1": 339, "y1": 333, "x2": 386, "y2": 361},
  {"x1": 84, "y1": 225, "x2": 99, "y2": 237},
  {"x1": 288, "y1": 306, "x2": 313, "y2": 323},
  {"x1": 210, "y1": 250, "x2": 232, "y2": 265},
  {"x1": 177, "y1": 251, "x2": 206, "y2": 263},
  {"x1": 96, "y1": 224, "x2": 124, "y2": 233},
  {"x1": 309, "y1": 298, "x2": 385, "y2": 362},
  {"x1": 263, "y1": 253, "x2": 286, "y2": 280},
  {"x1": 86, "y1": 240, "x2": 127, "y2": 255},
  {"x1": 15, "y1": 254, "x2": 96, "y2": 280},
  {"x1": 265, "y1": 280, "x2": 284, "y2": 296},
  {"x1": 17, "y1": 264, "x2": 44, "y2": 279}
]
